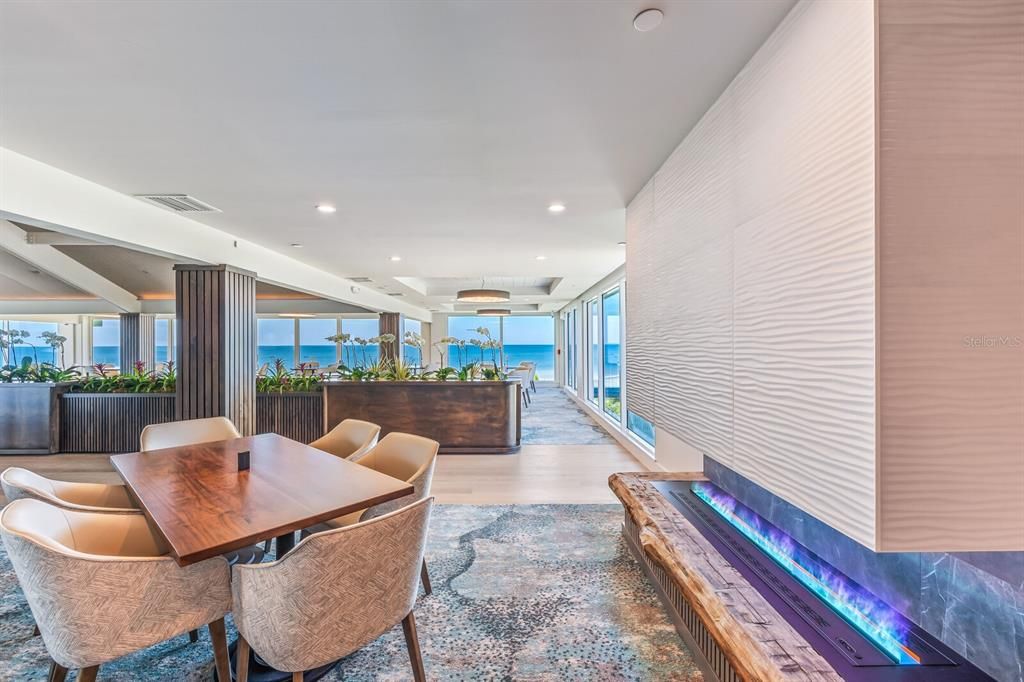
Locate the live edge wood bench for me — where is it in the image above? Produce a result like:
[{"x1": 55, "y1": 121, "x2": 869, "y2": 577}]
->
[{"x1": 609, "y1": 472, "x2": 842, "y2": 682}]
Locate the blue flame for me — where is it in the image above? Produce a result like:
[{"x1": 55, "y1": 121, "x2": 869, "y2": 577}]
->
[{"x1": 691, "y1": 482, "x2": 919, "y2": 665}]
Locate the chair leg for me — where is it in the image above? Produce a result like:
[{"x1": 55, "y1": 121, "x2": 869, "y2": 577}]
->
[
  {"x1": 263, "y1": 538, "x2": 272, "y2": 555},
  {"x1": 77, "y1": 666, "x2": 99, "y2": 682},
  {"x1": 237, "y1": 635, "x2": 251, "y2": 682},
  {"x1": 208, "y1": 618, "x2": 232, "y2": 682},
  {"x1": 402, "y1": 612, "x2": 427, "y2": 682},
  {"x1": 292, "y1": 673, "x2": 303, "y2": 682},
  {"x1": 188, "y1": 628, "x2": 199, "y2": 643},
  {"x1": 420, "y1": 558, "x2": 432, "y2": 596},
  {"x1": 33, "y1": 623, "x2": 40, "y2": 637},
  {"x1": 47, "y1": 661, "x2": 68, "y2": 682}
]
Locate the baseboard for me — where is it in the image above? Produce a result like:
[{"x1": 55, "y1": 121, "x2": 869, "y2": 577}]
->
[{"x1": 560, "y1": 386, "x2": 663, "y2": 472}]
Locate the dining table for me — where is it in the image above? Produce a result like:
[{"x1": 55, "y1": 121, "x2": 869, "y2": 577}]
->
[{"x1": 110, "y1": 432, "x2": 414, "y2": 681}]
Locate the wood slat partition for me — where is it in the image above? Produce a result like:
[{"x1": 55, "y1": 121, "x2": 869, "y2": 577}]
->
[
  {"x1": 119, "y1": 313, "x2": 156, "y2": 370},
  {"x1": 174, "y1": 265, "x2": 257, "y2": 435},
  {"x1": 60, "y1": 393, "x2": 176, "y2": 453},
  {"x1": 255, "y1": 392, "x2": 324, "y2": 444},
  {"x1": 379, "y1": 312, "x2": 402, "y2": 364}
]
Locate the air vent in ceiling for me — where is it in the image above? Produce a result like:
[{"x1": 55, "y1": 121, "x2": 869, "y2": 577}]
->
[
  {"x1": 349, "y1": 277, "x2": 374, "y2": 283},
  {"x1": 134, "y1": 194, "x2": 221, "y2": 213},
  {"x1": 387, "y1": 292, "x2": 404, "y2": 297}
]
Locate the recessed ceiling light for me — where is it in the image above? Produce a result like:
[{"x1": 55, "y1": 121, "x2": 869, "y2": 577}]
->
[
  {"x1": 315, "y1": 204, "x2": 336, "y2": 213},
  {"x1": 389, "y1": 255, "x2": 402, "y2": 262},
  {"x1": 536, "y1": 255, "x2": 547, "y2": 260},
  {"x1": 548, "y1": 203, "x2": 566, "y2": 214},
  {"x1": 290, "y1": 243, "x2": 303, "y2": 248},
  {"x1": 633, "y1": 8, "x2": 664, "y2": 32}
]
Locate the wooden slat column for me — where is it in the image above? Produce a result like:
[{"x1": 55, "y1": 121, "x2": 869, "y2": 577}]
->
[
  {"x1": 174, "y1": 265, "x2": 257, "y2": 436},
  {"x1": 379, "y1": 312, "x2": 402, "y2": 364},
  {"x1": 119, "y1": 313, "x2": 156, "y2": 371}
]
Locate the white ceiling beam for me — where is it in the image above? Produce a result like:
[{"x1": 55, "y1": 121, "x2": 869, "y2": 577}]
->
[
  {"x1": 0, "y1": 221, "x2": 141, "y2": 312},
  {"x1": 0, "y1": 148, "x2": 431, "y2": 320}
]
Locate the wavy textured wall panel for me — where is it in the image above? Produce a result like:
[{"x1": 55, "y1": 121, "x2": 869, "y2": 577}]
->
[
  {"x1": 625, "y1": 0, "x2": 877, "y2": 547},
  {"x1": 624, "y1": 180, "x2": 657, "y2": 423},
  {"x1": 877, "y1": 0, "x2": 1024, "y2": 551},
  {"x1": 731, "y1": 0, "x2": 877, "y2": 548}
]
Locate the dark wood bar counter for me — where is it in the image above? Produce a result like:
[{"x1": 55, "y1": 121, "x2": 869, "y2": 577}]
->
[{"x1": 324, "y1": 380, "x2": 521, "y2": 454}]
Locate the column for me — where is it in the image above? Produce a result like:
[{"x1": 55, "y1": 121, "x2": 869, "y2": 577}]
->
[
  {"x1": 174, "y1": 264, "x2": 257, "y2": 435},
  {"x1": 119, "y1": 313, "x2": 156, "y2": 371}
]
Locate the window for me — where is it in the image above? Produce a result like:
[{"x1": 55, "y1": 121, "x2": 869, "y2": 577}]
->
[
  {"x1": 446, "y1": 315, "x2": 499, "y2": 367},
  {"x1": 502, "y1": 316, "x2": 554, "y2": 380},
  {"x1": 257, "y1": 318, "x2": 295, "y2": 368},
  {"x1": 586, "y1": 299, "x2": 600, "y2": 405},
  {"x1": 627, "y1": 412, "x2": 656, "y2": 446},
  {"x1": 155, "y1": 318, "x2": 174, "y2": 365},
  {"x1": 602, "y1": 288, "x2": 621, "y2": 417},
  {"x1": 91, "y1": 317, "x2": 120, "y2": 368},
  {"x1": 0, "y1": 320, "x2": 61, "y2": 366},
  {"x1": 403, "y1": 318, "x2": 423, "y2": 367},
  {"x1": 341, "y1": 318, "x2": 379, "y2": 368},
  {"x1": 563, "y1": 311, "x2": 576, "y2": 388},
  {"x1": 298, "y1": 318, "x2": 338, "y2": 366}
]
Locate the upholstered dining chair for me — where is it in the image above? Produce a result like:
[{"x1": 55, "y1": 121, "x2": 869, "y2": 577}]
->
[
  {"x1": 139, "y1": 415, "x2": 240, "y2": 451},
  {"x1": 0, "y1": 498, "x2": 233, "y2": 682},
  {"x1": 310, "y1": 431, "x2": 438, "y2": 594},
  {"x1": 233, "y1": 497, "x2": 434, "y2": 682},
  {"x1": 1, "y1": 467, "x2": 136, "y2": 513},
  {"x1": 309, "y1": 419, "x2": 381, "y2": 460}
]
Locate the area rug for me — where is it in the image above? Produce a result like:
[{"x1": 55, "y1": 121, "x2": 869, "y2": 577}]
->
[
  {"x1": 0, "y1": 505, "x2": 702, "y2": 681},
  {"x1": 521, "y1": 387, "x2": 618, "y2": 446}
]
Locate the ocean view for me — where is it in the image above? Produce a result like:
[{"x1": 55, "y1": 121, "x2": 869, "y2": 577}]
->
[{"x1": 88, "y1": 344, "x2": 569, "y2": 380}]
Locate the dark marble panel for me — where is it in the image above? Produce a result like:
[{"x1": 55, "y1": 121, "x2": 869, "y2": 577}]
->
[{"x1": 702, "y1": 456, "x2": 1024, "y2": 682}]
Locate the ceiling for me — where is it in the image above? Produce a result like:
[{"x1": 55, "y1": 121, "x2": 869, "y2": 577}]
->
[
  {"x1": 0, "y1": 0, "x2": 795, "y2": 312},
  {"x1": 0, "y1": 249, "x2": 93, "y2": 300}
]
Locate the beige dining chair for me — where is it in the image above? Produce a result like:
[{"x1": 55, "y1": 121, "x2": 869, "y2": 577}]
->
[
  {"x1": 232, "y1": 497, "x2": 433, "y2": 682},
  {"x1": 1, "y1": 498, "x2": 233, "y2": 682},
  {"x1": 1, "y1": 467, "x2": 136, "y2": 513},
  {"x1": 309, "y1": 419, "x2": 381, "y2": 460},
  {"x1": 140, "y1": 416, "x2": 241, "y2": 451},
  {"x1": 310, "y1": 431, "x2": 438, "y2": 594}
]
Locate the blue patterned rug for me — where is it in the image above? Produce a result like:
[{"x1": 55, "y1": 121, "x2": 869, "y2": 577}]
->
[{"x1": 0, "y1": 505, "x2": 701, "y2": 681}]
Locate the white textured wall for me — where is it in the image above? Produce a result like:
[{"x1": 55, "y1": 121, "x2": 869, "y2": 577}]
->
[{"x1": 625, "y1": 0, "x2": 877, "y2": 547}]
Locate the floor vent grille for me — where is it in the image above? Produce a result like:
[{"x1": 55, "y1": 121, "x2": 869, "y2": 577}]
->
[{"x1": 623, "y1": 514, "x2": 739, "y2": 682}]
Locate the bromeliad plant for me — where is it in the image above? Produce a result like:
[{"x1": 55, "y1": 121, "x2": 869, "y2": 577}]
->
[
  {"x1": 73, "y1": 361, "x2": 176, "y2": 393},
  {"x1": 256, "y1": 358, "x2": 324, "y2": 393}
]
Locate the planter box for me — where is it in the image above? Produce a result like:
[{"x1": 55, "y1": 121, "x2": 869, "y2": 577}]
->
[
  {"x1": 324, "y1": 380, "x2": 521, "y2": 454},
  {"x1": 60, "y1": 393, "x2": 176, "y2": 453},
  {"x1": 0, "y1": 383, "x2": 69, "y2": 454},
  {"x1": 256, "y1": 392, "x2": 324, "y2": 444}
]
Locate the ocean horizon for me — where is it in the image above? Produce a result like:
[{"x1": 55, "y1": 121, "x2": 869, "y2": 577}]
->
[{"x1": 83, "y1": 344, "x2": 622, "y2": 382}]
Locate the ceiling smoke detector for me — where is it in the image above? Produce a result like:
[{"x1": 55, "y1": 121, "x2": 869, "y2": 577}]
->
[
  {"x1": 134, "y1": 194, "x2": 221, "y2": 213},
  {"x1": 633, "y1": 8, "x2": 664, "y2": 32}
]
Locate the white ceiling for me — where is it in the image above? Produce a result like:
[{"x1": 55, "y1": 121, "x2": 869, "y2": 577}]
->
[{"x1": 0, "y1": 0, "x2": 794, "y2": 311}]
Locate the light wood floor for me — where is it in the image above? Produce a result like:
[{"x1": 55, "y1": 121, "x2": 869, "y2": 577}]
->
[{"x1": 0, "y1": 443, "x2": 650, "y2": 506}]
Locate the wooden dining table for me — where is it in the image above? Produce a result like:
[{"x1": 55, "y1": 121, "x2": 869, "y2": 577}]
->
[{"x1": 110, "y1": 432, "x2": 413, "y2": 566}]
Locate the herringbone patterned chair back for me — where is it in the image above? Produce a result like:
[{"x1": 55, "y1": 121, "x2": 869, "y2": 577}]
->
[
  {"x1": 231, "y1": 496, "x2": 433, "y2": 673},
  {"x1": 140, "y1": 416, "x2": 240, "y2": 451}
]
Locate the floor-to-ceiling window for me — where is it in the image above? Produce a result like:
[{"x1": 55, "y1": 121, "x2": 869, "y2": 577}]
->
[
  {"x1": 563, "y1": 309, "x2": 577, "y2": 389},
  {"x1": 155, "y1": 318, "x2": 175, "y2": 365},
  {"x1": 257, "y1": 318, "x2": 295, "y2": 367},
  {"x1": 601, "y1": 288, "x2": 621, "y2": 418},
  {"x1": 586, "y1": 299, "x2": 600, "y2": 406},
  {"x1": 0, "y1": 320, "x2": 61, "y2": 366},
  {"x1": 91, "y1": 317, "x2": 120, "y2": 368},
  {"x1": 502, "y1": 315, "x2": 554, "y2": 380},
  {"x1": 446, "y1": 315, "x2": 501, "y2": 367},
  {"x1": 341, "y1": 318, "x2": 380, "y2": 368},
  {"x1": 298, "y1": 318, "x2": 337, "y2": 366},
  {"x1": 403, "y1": 318, "x2": 423, "y2": 367}
]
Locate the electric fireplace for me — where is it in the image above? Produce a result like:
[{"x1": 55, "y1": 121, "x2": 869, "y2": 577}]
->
[{"x1": 646, "y1": 480, "x2": 993, "y2": 681}]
